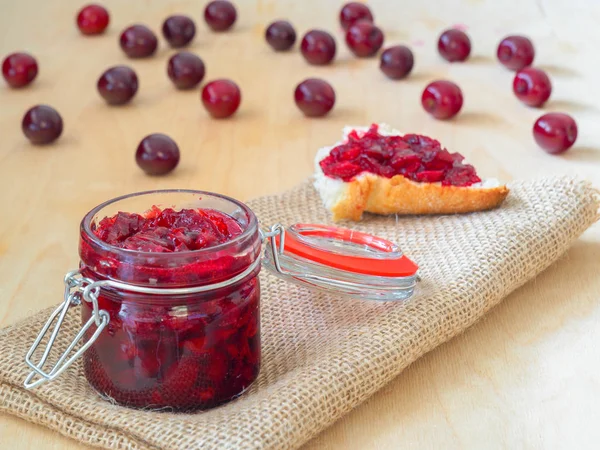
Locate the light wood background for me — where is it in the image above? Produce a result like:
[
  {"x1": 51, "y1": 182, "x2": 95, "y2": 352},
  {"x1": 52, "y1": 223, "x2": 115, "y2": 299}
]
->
[{"x1": 1, "y1": 0, "x2": 599, "y2": 448}]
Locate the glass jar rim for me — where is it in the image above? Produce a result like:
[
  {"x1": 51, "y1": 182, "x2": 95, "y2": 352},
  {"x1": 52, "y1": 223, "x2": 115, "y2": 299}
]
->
[{"x1": 81, "y1": 188, "x2": 259, "y2": 259}]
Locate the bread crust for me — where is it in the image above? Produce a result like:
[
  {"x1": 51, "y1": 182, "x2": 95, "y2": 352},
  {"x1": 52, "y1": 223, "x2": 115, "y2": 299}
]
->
[{"x1": 330, "y1": 173, "x2": 510, "y2": 221}]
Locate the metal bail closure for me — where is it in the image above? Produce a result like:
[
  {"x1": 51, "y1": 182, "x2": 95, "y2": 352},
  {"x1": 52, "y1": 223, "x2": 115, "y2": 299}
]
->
[
  {"x1": 24, "y1": 270, "x2": 109, "y2": 389},
  {"x1": 261, "y1": 223, "x2": 419, "y2": 301}
]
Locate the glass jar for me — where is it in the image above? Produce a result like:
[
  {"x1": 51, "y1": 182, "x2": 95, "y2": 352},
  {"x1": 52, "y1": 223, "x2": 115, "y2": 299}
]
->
[{"x1": 78, "y1": 190, "x2": 261, "y2": 411}]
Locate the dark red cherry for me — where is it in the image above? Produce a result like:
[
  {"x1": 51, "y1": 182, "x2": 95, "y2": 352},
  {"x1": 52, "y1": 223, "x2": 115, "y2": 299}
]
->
[
  {"x1": 120, "y1": 25, "x2": 158, "y2": 58},
  {"x1": 339, "y1": 2, "x2": 374, "y2": 30},
  {"x1": 533, "y1": 113, "x2": 577, "y2": 154},
  {"x1": 76, "y1": 4, "x2": 110, "y2": 35},
  {"x1": 22, "y1": 105, "x2": 63, "y2": 145},
  {"x1": 136, "y1": 134, "x2": 180, "y2": 175},
  {"x1": 300, "y1": 30, "x2": 336, "y2": 65},
  {"x1": 346, "y1": 20, "x2": 384, "y2": 57},
  {"x1": 265, "y1": 20, "x2": 296, "y2": 51},
  {"x1": 497, "y1": 35, "x2": 535, "y2": 71},
  {"x1": 201, "y1": 79, "x2": 241, "y2": 118},
  {"x1": 380, "y1": 45, "x2": 414, "y2": 79},
  {"x1": 513, "y1": 67, "x2": 551, "y2": 107},
  {"x1": 97, "y1": 66, "x2": 138, "y2": 105},
  {"x1": 204, "y1": 1, "x2": 237, "y2": 32},
  {"x1": 438, "y1": 29, "x2": 471, "y2": 62},
  {"x1": 2, "y1": 52, "x2": 38, "y2": 88},
  {"x1": 167, "y1": 52, "x2": 205, "y2": 89},
  {"x1": 421, "y1": 80, "x2": 463, "y2": 120},
  {"x1": 294, "y1": 78, "x2": 336, "y2": 117},
  {"x1": 162, "y1": 15, "x2": 196, "y2": 48}
]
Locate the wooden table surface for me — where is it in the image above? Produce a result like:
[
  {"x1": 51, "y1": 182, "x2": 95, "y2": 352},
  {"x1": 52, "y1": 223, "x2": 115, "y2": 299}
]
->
[{"x1": 1, "y1": 0, "x2": 599, "y2": 448}]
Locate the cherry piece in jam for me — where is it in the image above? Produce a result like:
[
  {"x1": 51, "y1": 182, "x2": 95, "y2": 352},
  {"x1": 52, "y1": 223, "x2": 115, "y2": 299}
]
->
[
  {"x1": 320, "y1": 124, "x2": 481, "y2": 186},
  {"x1": 346, "y1": 20, "x2": 384, "y2": 57},
  {"x1": 300, "y1": 30, "x2": 336, "y2": 65},
  {"x1": 2, "y1": 52, "x2": 38, "y2": 88},
  {"x1": 76, "y1": 4, "x2": 110, "y2": 35},
  {"x1": 162, "y1": 15, "x2": 196, "y2": 48},
  {"x1": 533, "y1": 113, "x2": 578, "y2": 154},
  {"x1": 497, "y1": 35, "x2": 535, "y2": 71},
  {"x1": 22, "y1": 105, "x2": 63, "y2": 145},
  {"x1": 201, "y1": 79, "x2": 241, "y2": 118},
  {"x1": 97, "y1": 66, "x2": 138, "y2": 105},
  {"x1": 380, "y1": 45, "x2": 414, "y2": 79},
  {"x1": 265, "y1": 20, "x2": 296, "y2": 51},
  {"x1": 339, "y1": 2, "x2": 374, "y2": 30},
  {"x1": 120, "y1": 25, "x2": 158, "y2": 58},
  {"x1": 294, "y1": 78, "x2": 336, "y2": 117},
  {"x1": 421, "y1": 80, "x2": 463, "y2": 120},
  {"x1": 136, "y1": 134, "x2": 180, "y2": 175},
  {"x1": 204, "y1": 1, "x2": 237, "y2": 32},
  {"x1": 438, "y1": 29, "x2": 471, "y2": 62},
  {"x1": 513, "y1": 67, "x2": 551, "y2": 107},
  {"x1": 167, "y1": 52, "x2": 205, "y2": 90}
]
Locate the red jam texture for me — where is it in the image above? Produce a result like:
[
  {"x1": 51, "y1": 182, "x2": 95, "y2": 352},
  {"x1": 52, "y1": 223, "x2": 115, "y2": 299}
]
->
[
  {"x1": 81, "y1": 207, "x2": 260, "y2": 411},
  {"x1": 319, "y1": 124, "x2": 482, "y2": 187}
]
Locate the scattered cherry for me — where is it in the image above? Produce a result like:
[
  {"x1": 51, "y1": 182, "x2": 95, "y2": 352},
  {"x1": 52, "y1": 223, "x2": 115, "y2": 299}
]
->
[
  {"x1": 201, "y1": 79, "x2": 241, "y2": 118},
  {"x1": 204, "y1": 1, "x2": 237, "y2": 32},
  {"x1": 513, "y1": 67, "x2": 551, "y2": 107},
  {"x1": 421, "y1": 80, "x2": 463, "y2": 120},
  {"x1": 97, "y1": 66, "x2": 138, "y2": 105},
  {"x1": 136, "y1": 134, "x2": 180, "y2": 175},
  {"x1": 339, "y1": 2, "x2": 374, "y2": 30},
  {"x1": 76, "y1": 4, "x2": 110, "y2": 35},
  {"x1": 2, "y1": 52, "x2": 38, "y2": 88},
  {"x1": 346, "y1": 20, "x2": 384, "y2": 57},
  {"x1": 497, "y1": 35, "x2": 535, "y2": 71},
  {"x1": 437, "y1": 29, "x2": 471, "y2": 62},
  {"x1": 533, "y1": 113, "x2": 577, "y2": 154},
  {"x1": 120, "y1": 25, "x2": 158, "y2": 58},
  {"x1": 22, "y1": 105, "x2": 63, "y2": 145},
  {"x1": 167, "y1": 52, "x2": 205, "y2": 89},
  {"x1": 265, "y1": 20, "x2": 296, "y2": 51},
  {"x1": 300, "y1": 30, "x2": 336, "y2": 65},
  {"x1": 294, "y1": 78, "x2": 336, "y2": 117},
  {"x1": 380, "y1": 45, "x2": 414, "y2": 79},
  {"x1": 162, "y1": 15, "x2": 196, "y2": 48}
]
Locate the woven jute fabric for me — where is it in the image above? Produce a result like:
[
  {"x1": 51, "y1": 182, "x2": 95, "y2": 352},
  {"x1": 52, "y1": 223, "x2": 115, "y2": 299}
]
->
[{"x1": 1, "y1": 176, "x2": 598, "y2": 450}]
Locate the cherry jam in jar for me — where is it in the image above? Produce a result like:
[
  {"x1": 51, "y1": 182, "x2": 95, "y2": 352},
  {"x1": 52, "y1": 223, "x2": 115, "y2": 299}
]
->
[{"x1": 78, "y1": 190, "x2": 261, "y2": 411}]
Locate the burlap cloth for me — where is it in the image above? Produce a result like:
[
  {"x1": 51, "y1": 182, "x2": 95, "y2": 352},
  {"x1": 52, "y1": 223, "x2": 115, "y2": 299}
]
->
[{"x1": 1, "y1": 177, "x2": 598, "y2": 450}]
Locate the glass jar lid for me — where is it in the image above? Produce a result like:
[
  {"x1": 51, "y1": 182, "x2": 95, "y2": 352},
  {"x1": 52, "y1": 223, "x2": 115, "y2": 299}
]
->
[{"x1": 262, "y1": 223, "x2": 419, "y2": 301}]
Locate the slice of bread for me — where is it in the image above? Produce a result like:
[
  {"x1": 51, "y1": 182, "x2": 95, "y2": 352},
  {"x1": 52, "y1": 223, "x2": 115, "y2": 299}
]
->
[{"x1": 314, "y1": 124, "x2": 510, "y2": 221}]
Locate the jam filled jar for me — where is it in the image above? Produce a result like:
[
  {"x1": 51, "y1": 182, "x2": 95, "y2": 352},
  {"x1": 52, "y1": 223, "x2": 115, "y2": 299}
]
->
[{"x1": 24, "y1": 190, "x2": 419, "y2": 411}]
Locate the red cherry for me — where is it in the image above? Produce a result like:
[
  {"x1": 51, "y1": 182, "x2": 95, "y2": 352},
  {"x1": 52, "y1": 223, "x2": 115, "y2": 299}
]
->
[
  {"x1": 162, "y1": 15, "x2": 196, "y2": 48},
  {"x1": 345, "y1": 21, "x2": 384, "y2": 57},
  {"x1": 421, "y1": 80, "x2": 463, "y2": 120},
  {"x1": 76, "y1": 4, "x2": 110, "y2": 35},
  {"x1": 300, "y1": 30, "x2": 336, "y2": 65},
  {"x1": 437, "y1": 29, "x2": 471, "y2": 62},
  {"x1": 265, "y1": 20, "x2": 296, "y2": 51},
  {"x1": 533, "y1": 113, "x2": 577, "y2": 154},
  {"x1": 167, "y1": 52, "x2": 205, "y2": 90},
  {"x1": 379, "y1": 45, "x2": 414, "y2": 79},
  {"x1": 513, "y1": 67, "x2": 551, "y2": 107},
  {"x1": 120, "y1": 25, "x2": 158, "y2": 58},
  {"x1": 136, "y1": 134, "x2": 180, "y2": 175},
  {"x1": 2, "y1": 52, "x2": 38, "y2": 88},
  {"x1": 497, "y1": 35, "x2": 535, "y2": 71},
  {"x1": 22, "y1": 105, "x2": 63, "y2": 145},
  {"x1": 294, "y1": 78, "x2": 336, "y2": 117},
  {"x1": 201, "y1": 79, "x2": 241, "y2": 118},
  {"x1": 204, "y1": 1, "x2": 237, "y2": 32},
  {"x1": 339, "y1": 2, "x2": 374, "y2": 30},
  {"x1": 97, "y1": 66, "x2": 138, "y2": 105}
]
